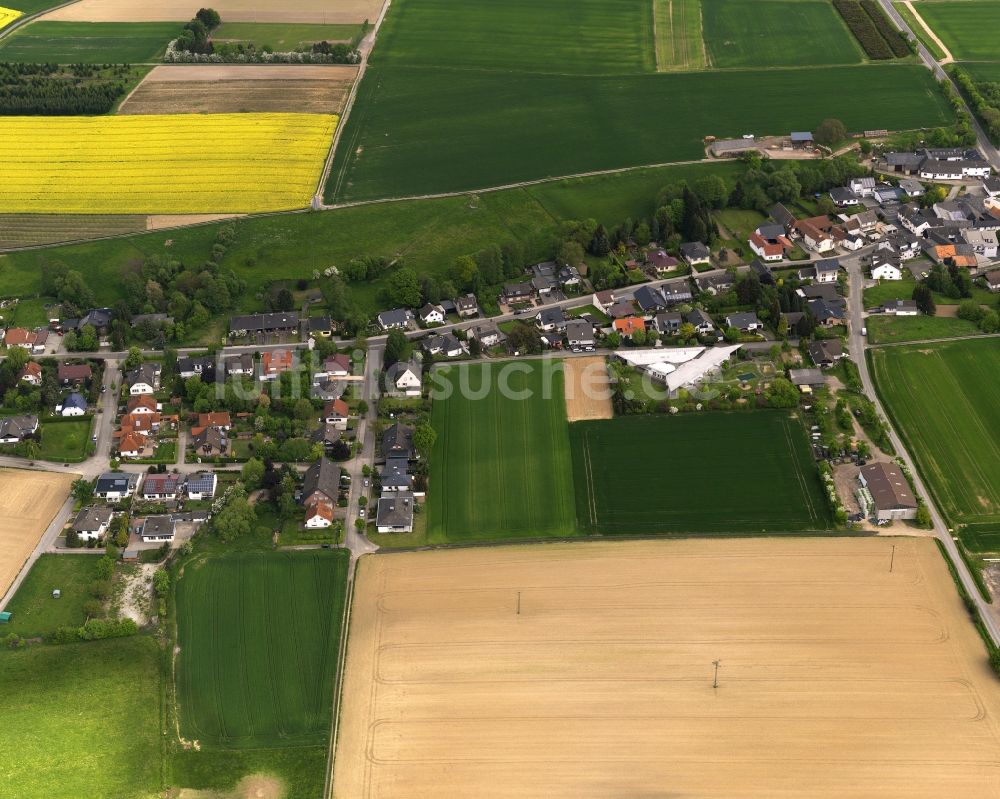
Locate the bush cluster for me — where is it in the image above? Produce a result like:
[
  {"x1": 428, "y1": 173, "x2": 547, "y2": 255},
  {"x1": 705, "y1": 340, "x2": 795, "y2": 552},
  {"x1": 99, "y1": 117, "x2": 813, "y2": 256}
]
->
[
  {"x1": 951, "y1": 66, "x2": 1000, "y2": 145},
  {"x1": 833, "y1": 0, "x2": 902, "y2": 59},
  {"x1": 50, "y1": 618, "x2": 138, "y2": 644}
]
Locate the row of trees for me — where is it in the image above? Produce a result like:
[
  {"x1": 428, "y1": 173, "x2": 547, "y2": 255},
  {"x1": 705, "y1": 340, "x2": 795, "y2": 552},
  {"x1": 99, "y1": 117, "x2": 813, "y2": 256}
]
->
[
  {"x1": 833, "y1": 0, "x2": 910, "y2": 59},
  {"x1": 0, "y1": 63, "x2": 133, "y2": 115},
  {"x1": 174, "y1": 8, "x2": 220, "y2": 54},
  {"x1": 951, "y1": 67, "x2": 1000, "y2": 145}
]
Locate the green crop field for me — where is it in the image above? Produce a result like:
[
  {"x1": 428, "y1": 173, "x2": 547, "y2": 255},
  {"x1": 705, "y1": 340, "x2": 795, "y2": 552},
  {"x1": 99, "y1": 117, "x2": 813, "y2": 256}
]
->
[
  {"x1": 871, "y1": 339, "x2": 1000, "y2": 551},
  {"x1": 892, "y1": 2, "x2": 947, "y2": 60},
  {"x1": 2, "y1": 554, "x2": 101, "y2": 638},
  {"x1": 571, "y1": 411, "x2": 833, "y2": 534},
  {"x1": 0, "y1": 21, "x2": 181, "y2": 63},
  {"x1": 426, "y1": 361, "x2": 577, "y2": 541},
  {"x1": 654, "y1": 0, "x2": 705, "y2": 70},
  {"x1": 326, "y1": 64, "x2": 951, "y2": 202},
  {"x1": 962, "y1": 61, "x2": 1000, "y2": 83},
  {"x1": 0, "y1": 636, "x2": 161, "y2": 799},
  {"x1": 865, "y1": 313, "x2": 981, "y2": 344},
  {"x1": 702, "y1": 0, "x2": 863, "y2": 68},
  {"x1": 211, "y1": 21, "x2": 363, "y2": 49},
  {"x1": 174, "y1": 549, "x2": 348, "y2": 749},
  {"x1": 915, "y1": 1, "x2": 1000, "y2": 62}
]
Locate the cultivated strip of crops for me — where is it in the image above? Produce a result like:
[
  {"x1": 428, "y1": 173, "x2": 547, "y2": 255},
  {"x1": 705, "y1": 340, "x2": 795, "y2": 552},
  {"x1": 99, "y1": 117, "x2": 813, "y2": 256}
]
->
[{"x1": 0, "y1": 112, "x2": 336, "y2": 213}]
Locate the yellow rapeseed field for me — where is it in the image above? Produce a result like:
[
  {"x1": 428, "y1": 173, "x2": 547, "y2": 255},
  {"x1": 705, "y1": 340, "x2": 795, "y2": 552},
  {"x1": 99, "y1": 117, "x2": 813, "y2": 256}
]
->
[
  {"x1": 0, "y1": 6, "x2": 22, "y2": 30},
  {"x1": 0, "y1": 113, "x2": 337, "y2": 213}
]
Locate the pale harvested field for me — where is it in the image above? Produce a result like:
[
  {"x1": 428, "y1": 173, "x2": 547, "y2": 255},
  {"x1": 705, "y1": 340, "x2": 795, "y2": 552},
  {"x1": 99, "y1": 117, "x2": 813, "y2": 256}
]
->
[
  {"x1": 0, "y1": 470, "x2": 74, "y2": 600},
  {"x1": 562, "y1": 355, "x2": 612, "y2": 421},
  {"x1": 119, "y1": 65, "x2": 358, "y2": 115},
  {"x1": 335, "y1": 538, "x2": 1000, "y2": 798},
  {"x1": 146, "y1": 213, "x2": 242, "y2": 230},
  {"x1": 43, "y1": 0, "x2": 381, "y2": 24}
]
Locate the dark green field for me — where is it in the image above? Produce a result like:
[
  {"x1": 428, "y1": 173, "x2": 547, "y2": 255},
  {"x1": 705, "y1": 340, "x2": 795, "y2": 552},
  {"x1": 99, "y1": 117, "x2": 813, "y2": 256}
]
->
[
  {"x1": 426, "y1": 361, "x2": 577, "y2": 541},
  {"x1": 212, "y1": 21, "x2": 363, "y2": 49},
  {"x1": 0, "y1": 21, "x2": 181, "y2": 63},
  {"x1": 174, "y1": 549, "x2": 348, "y2": 749},
  {"x1": 962, "y1": 61, "x2": 1000, "y2": 83},
  {"x1": 871, "y1": 339, "x2": 1000, "y2": 551},
  {"x1": 326, "y1": 64, "x2": 951, "y2": 202},
  {"x1": 917, "y1": 1, "x2": 1000, "y2": 61},
  {"x1": 571, "y1": 411, "x2": 833, "y2": 534},
  {"x1": 2, "y1": 554, "x2": 100, "y2": 638},
  {"x1": 0, "y1": 636, "x2": 161, "y2": 799},
  {"x1": 702, "y1": 0, "x2": 863, "y2": 67}
]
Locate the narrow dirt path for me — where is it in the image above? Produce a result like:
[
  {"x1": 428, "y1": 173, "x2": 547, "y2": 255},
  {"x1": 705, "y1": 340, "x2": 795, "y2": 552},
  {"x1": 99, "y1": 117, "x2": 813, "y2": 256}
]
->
[{"x1": 903, "y1": 0, "x2": 954, "y2": 63}]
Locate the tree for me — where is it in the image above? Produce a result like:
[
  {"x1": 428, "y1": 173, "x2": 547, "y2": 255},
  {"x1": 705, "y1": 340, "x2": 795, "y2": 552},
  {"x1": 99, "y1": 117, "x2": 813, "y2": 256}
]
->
[
  {"x1": 357, "y1": 399, "x2": 369, "y2": 415},
  {"x1": 124, "y1": 346, "x2": 143, "y2": 370},
  {"x1": 242, "y1": 457, "x2": 264, "y2": 491},
  {"x1": 386, "y1": 267, "x2": 422, "y2": 308},
  {"x1": 556, "y1": 240, "x2": 584, "y2": 268},
  {"x1": 815, "y1": 118, "x2": 847, "y2": 147},
  {"x1": 384, "y1": 328, "x2": 411, "y2": 366},
  {"x1": 410, "y1": 422, "x2": 437, "y2": 458},
  {"x1": 911, "y1": 284, "x2": 936, "y2": 316},
  {"x1": 293, "y1": 398, "x2": 314, "y2": 421},
  {"x1": 3, "y1": 346, "x2": 29, "y2": 376},
  {"x1": 692, "y1": 174, "x2": 728, "y2": 209},
  {"x1": 678, "y1": 322, "x2": 696, "y2": 341},
  {"x1": 765, "y1": 377, "x2": 800, "y2": 408},
  {"x1": 195, "y1": 7, "x2": 221, "y2": 27},
  {"x1": 272, "y1": 288, "x2": 295, "y2": 312},
  {"x1": 468, "y1": 337, "x2": 482, "y2": 357},
  {"x1": 213, "y1": 491, "x2": 255, "y2": 542},
  {"x1": 278, "y1": 474, "x2": 297, "y2": 519},
  {"x1": 71, "y1": 478, "x2": 94, "y2": 503}
]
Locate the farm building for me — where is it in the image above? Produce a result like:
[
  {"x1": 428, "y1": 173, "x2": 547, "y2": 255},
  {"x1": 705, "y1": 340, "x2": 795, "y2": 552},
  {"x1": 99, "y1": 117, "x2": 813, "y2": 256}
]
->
[
  {"x1": 858, "y1": 462, "x2": 917, "y2": 521},
  {"x1": 709, "y1": 137, "x2": 759, "y2": 158}
]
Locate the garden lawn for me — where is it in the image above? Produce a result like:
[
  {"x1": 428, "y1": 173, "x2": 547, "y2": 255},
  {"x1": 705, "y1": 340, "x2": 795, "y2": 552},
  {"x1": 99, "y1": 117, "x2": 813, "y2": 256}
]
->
[
  {"x1": 426, "y1": 361, "x2": 577, "y2": 541},
  {"x1": 870, "y1": 339, "x2": 1000, "y2": 551},
  {"x1": 0, "y1": 21, "x2": 182, "y2": 62},
  {"x1": 0, "y1": 636, "x2": 161, "y2": 799},
  {"x1": 865, "y1": 313, "x2": 980, "y2": 344},
  {"x1": 37, "y1": 418, "x2": 91, "y2": 461},
  {"x1": 701, "y1": 0, "x2": 863, "y2": 68},
  {"x1": 211, "y1": 21, "x2": 362, "y2": 49},
  {"x1": 325, "y1": 64, "x2": 952, "y2": 202},
  {"x1": 2, "y1": 553, "x2": 100, "y2": 637},
  {"x1": 174, "y1": 549, "x2": 348, "y2": 749},
  {"x1": 371, "y1": 0, "x2": 655, "y2": 74},
  {"x1": 571, "y1": 411, "x2": 833, "y2": 534},
  {"x1": 915, "y1": 1, "x2": 1000, "y2": 62}
]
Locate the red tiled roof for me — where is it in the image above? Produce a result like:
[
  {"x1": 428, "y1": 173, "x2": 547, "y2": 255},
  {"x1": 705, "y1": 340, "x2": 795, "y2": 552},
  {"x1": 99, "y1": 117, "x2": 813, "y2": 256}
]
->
[
  {"x1": 614, "y1": 317, "x2": 646, "y2": 336},
  {"x1": 324, "y1": 398, "x2": 349, "y2": 418}
]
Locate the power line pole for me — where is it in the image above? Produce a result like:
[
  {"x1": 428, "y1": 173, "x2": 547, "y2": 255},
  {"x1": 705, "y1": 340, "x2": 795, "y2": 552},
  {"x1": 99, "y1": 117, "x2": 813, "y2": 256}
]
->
[
  {"x1": 516, "y1": 591, "x2": 521, "y2": 615},
  {"x1": 712, "y1": 660, "x2": 721, "y2": 689},
  {"x1": 890, "y1": 544, "x2": 895, "y2": 573}
]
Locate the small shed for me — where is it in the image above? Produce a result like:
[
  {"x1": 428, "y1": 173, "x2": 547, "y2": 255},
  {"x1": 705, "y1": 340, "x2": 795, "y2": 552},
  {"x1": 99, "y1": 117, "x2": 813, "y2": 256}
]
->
[
  {"x1": 0, "y1": 611, "x2": 12, "y2": 623},
  {"x1": 52, "y1": 589, "x2": 61, "y2": 599}
]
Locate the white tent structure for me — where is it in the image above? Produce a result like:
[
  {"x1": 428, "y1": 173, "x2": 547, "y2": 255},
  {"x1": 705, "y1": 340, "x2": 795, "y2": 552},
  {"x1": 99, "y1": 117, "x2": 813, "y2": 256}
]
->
[{"x1": 616, "y1": 345, "x2": 741, "y2": 396}]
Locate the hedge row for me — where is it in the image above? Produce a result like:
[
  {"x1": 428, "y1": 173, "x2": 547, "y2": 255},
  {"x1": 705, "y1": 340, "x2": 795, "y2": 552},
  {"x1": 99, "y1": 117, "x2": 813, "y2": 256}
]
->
[
  {"x1": 833, "y1": 0, "x2": 895, "y2": 60},
  {"x1": 951, "y1": 66, "x2": 1000, "y2": 145},
  {"x1": 860, "y1": 0, "x2": 911, "y2": 58}
]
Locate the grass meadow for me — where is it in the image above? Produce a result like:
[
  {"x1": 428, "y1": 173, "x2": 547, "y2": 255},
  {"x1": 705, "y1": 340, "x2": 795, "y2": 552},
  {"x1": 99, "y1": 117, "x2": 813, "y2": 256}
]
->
[
  {"x1": 571, "y1": 411, "x2": 833, "y2": 534},
  {"x1": 701, "y1": 0, "x2": 864, "y2": 67},
  {"x1": 865, "y1": 314, "x2": 980, "y2": 344},
  {"x1": 326, "y1": 64, "x2": 951, "y2": 202},
  {"x1": 426, "y1": 361, "x2": 577, "y2": 541},
  {"x1": 174, "y1": 549, "x2": 348, "y2": 750},
  {"x1": 2, "y1": 554, "x2": 100, "y2": 638},
  {"x1": 871, "y1": 340, "x2": 1000, "y2": 551},
  {"x1": 0, "y1": 21, "x2": 181, "y2": 62},
  {"x1": 170, "y1": 747, "x2": 327, "y2": 799},
  {"x1": 0, "y1": 636, "x2": 161, "y2": 799},
  {"x1": 915, "y1": 1, "x2": 1000, "y2": 62},
  {"x1": 37, "y1": 418, "x2": 92, "y2": 461}
]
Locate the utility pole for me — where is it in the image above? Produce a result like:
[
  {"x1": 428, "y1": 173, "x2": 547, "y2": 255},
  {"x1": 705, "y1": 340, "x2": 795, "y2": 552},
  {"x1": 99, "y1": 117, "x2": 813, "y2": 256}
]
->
[
  {"x1": 890, "y1": 544, "x2": 895, "y2": 573},
  {"x1": 516, "y1": 591, "x2": 521, "y2": 615},
  {"x1": 712, "y1": 660, "x2": 721, "y2": 689}
]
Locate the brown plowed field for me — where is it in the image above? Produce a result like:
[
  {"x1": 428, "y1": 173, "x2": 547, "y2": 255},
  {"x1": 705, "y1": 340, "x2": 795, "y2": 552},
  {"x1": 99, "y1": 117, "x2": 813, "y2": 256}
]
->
[
  {"x1": 119, "y1": 65, "x2": 357, "y2": 115},
  {"x1": 43, "y1": 0, "x2": 381, "y2": 24},
  {"x1": 0, "y1": 470, "x2": 74, "y2": 599},
  {"x1": 562, "y1": 355, "x2": 613, "y2": 421},
  {"x1": 335, "y1": 538, "x2": 1000, "y2": 798}
]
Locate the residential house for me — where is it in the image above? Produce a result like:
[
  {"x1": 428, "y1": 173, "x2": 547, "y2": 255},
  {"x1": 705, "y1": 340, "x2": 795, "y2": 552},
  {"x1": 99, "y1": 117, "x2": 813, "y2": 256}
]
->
[
  {"x1": 529, "y1": 262, "x2": 559, "y2": 296},
  {"x1": 57, "y1": 362, "x2": 92, "y2": 385},
  {"x1": 920, "y1": 157, "x2": 991, "y2": 181},
  {"x1": 750, "y1": 260, "x2": 775, "y2": 286},
  {"x1": 59, "y1": 392, "x2": 87, "y2": 417},
  {"x1": 382, "y1": 423, "x2": 414, "y2": 459},
  {"x1": 770, "y1": 203, "x2": 797, "y2": 233},
  {"x1": 558, "y1": 264, "x2": 583, "y2": 288},
  {"x1": 859, "y1": 462, "x2": 917, "y2": 521},
  {"x1": 322, "y1": 398, "x2": 351, "y2": 430},
  {"x1": 680, "y1": 241, "x2": 711, "y2": 266},
  {"x1": 314, "y1": 353, "x2": 351, "y2": 381},
  {"x1": 797, "y1": 283, "x2": 841, "y2": 301},
  {"x1": 140, "y1": 515, "x2": 175, "y2": 543},
  {"x1": 127, "y1": 395, "x2": 159, "y2": 415},
  {"x1": 186, "y1": 472, "x2": 218, "y2": 499},
  {"x1": 814, "y1": 258, "x2": 841, "y2": 284},
  {"x1": 694, "y1": 273, "x2": 735, "y2": 295},
  {"x1": 19, "y1": 361, "x2": 42, "y2": 386},
  {"x1": 899, "y1": 178, "x2": 925, "y2": 197},
  {"x1": 832, "y1": 226, "x2": 865, "y2": 251},
  {"x1": 882, "y1": 300, "x2": 919, "y2": 316},
  {"x1": 0, "y1": 415, "x2": 37, "y2": 443},
  {"x1": 984, "y1": 269, "x2": 1000, "y2": 292},
  {"x1": 964, "y1": 229, "x2": 999, "y2": 259},
  {"x1": 307, "y1": 316, "x2": 333, "y2": 338},
  {"x1": 501, "y1": 282, "x2": 535, "y2": 304},
  {"x1": 606, "y1": 301, "x2": 636, "y2": 319},
  {"x1": 380, "y1": 457, "x2": 413, "y2": 493},
  {"x1": 302, "y1": 457, "x2": 339, "y2": 508},
  {"x1": 749, "y1": 223, "x2": 793, "y2": 261},
  {"x1": 376, "y1": 492, "x2": 415, "y2": 533},
  {"x1": 898, "y1": 205, "x2": 931, "y2": 236},
  {"x1": 685, "y1": 309, "x2": 715, "y2": 335},
  {"x1": 455, "y1": 294, "x2": 480, "y2": 318},
  {"x1": 423, "y1": 333, "x2": 466, "y2": 358},
  {"x1": 377, "y1": 308, "x2": 414, "y2": 331},
  {"x1": 229, "y1": 311, "x2": 299, "y2": 338},
  {"x1": 645, "y1": 249, "x2": 678, "y2": 274},
  {"x1": 808, "y1": 298, "x2": 847, "y2": 326},
  {"x1": 565, "y1": 319, "x2": 595, "y2": 349},
  {"x1": 225, "y1": 353, "x2": 255, "y2": 377},
  {"x1": 391, "y1": 360, "x2": 422, "y2": 397},
  {"x1": 311, "y1": 422, "x2": 342, "y2": 452},
  {"x1": 118, "y1": 432, "x2": 148, "y2": 459},
  {"x1": 261, "y1": 349, "x2": 295, "y2": 381},
  {"x1": 789, "y1": 368, "x2": 826, "y2": 390},
  {"x1": 191, "y1": 425, "x2": 228, "y2": 457},
  {"x1": 304, "y1": 499, "x2": 335, "y2": 528},
  {"x1": 94, "y1": 472, "x2": 139, "y2": 502},
  {"x1": 4, "y1": 327, "x2": 46, "y2": 354},
  {"x1": 797, "y1": 219, "x2": 834, "y2": 253},
  {"x1": 418, "y1": 303, "x2": 445, "y2": 325},
  {"x1": 177, "y1": 356, "x2": 213, "y2": 380},
  {"x1": 849, "y1": 177, "x2": 877, "y2": 198},
  {"x1": 870, "y1": 250, "x2": 903, "y2": 281},
  {"x1": 660, "y1": 280, "x2": 694, "y2": 305},
  {"x1": 62, "y1": 308, "x2": 112, "y2": 335},
  {"x1": 536, "y1": 306, "x2": 567, "y2": 332},
  {"x1": 197, "y1": 412, "x2": 231, "y2": 430},
  {"x1": 613, "y1": 317, "x2": 646, "y2": 339},
  {"x1": 72, "y1": 507, "x2": 113, "y2": 541},
  {"x1": 634, "y1": 285, "x2": 667, "y2": 314},
  {"x1": 468, "y1": 321, "x2": 505, "y2": 348},
  {"x1": 591, "y1": 289, "x2": 621, "y2": 315},
  {"x1": 654, "y1": 312, "x2": 682, "y2": 336},
  {"x1": 141, "y1": 473, "x2": 182, "y2": 501},
  {"x1": 829, "y1": 187, "x2": 859, "y2": 208},
  {"x1": 126, "y1": 363, "x2": 161, "y2": 396},
  {"x1": 724, "y1": 312, "x2": 761, "y2": 332},
  {"x1": 807, "y1": 339, "x2": 844, "y2": 368}
]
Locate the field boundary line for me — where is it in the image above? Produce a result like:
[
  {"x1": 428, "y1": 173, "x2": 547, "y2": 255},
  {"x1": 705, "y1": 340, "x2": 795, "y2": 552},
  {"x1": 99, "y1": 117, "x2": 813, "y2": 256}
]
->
[{"x1": 323, "y1": 553, "x2": 358, "y2": 799}]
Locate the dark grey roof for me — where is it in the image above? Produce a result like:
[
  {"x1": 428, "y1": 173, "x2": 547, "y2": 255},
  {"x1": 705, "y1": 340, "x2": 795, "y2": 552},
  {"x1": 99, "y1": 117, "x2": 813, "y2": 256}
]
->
[
  {"x1": 311, "y1": 422, "x2": 342, "y2": 446},
  {"x1": 565, "y1": 319, "x2": 594, "y2": 341},
  {"x1": 808, "y1": 298, "x2": 846, "y2": 322},
  {"x1": 380, "y1": 457, "x2": 413, "y2": 489},
  {"x1": 789, "y1": 368, "x2": 826, "y2": 386},
  {"x1": 750, "y1": 260, "x2": 775, "y2": 285},
  {"x1": 807, "y1": 339, "x2": 843, "y2": 364},
  {"x1": 634, "y1": 285, "x2": 666, "y2": 312},
  {"x1": 229, "y1": 311, "x2": 299, "y2": 333},
  {"x1": 725, "y1": 311, "x2": 759, "y2": 328},
  {"x1": 756, "y1": 223, "x2": 786, "y2": 240},
  {"x1": 142, "y1": 515, "x2": 175, "y2": 538},
  {"x1": 685, "y1": 309, "x2": 713, "y2": 327},
  {"x1": 185, "y1": 472, "x2": 217, "y2": 495},
  {"x1": 680, "y1": 241, "x2": 710, "y2": 260},
  {"x1": 73, "y1": 506, "x2": 112, "y2": 532},
  {"x1": 797, "y1": 284, "x2": 840, "y2": 301},
  {"x1": 63, "y1": 392, "x2": 87, "y2": 410},
  {"x1": 192, "y1": 426, "x2": 226, "y2": 451},
  {"x1": 770, "y1": 203, "x2": 797, "y2": 229},
  {"x1": 537, "y1": 307, "x2": 567, "y2": 326},
  {"x1": 308, "y1": 316, "x2": 333, "y2": 331},
  {"x1": 303, "y1": 457, "x2": 339, "y2": 502},
  {"x1": 95, "y1": 472, "x2": 137, "y2": 495},
  {"x1": 829, "y1": 187, "x2": 858, "y2": 203},
  {"x1": 376, "y1": 492, "x2": 414, "y2": 528},
  {"x1": 0, "y1": 414, "x2": 37, "y2": 439},
  {"x1": 383, "y1": 423, "x2": 414, "y2": 457},
  {"x1": 127, "y1": 362, "x2": 161, "y2": 387},
  {"x1": 861, "y1": 462, "x2": 917, "y2": 511},
  {"x1": 378, "y1": 308, "x2": 412, "y2": 327},
  {"x1": 815, "y1": 258, "x2": 841, "y2": 274}
]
